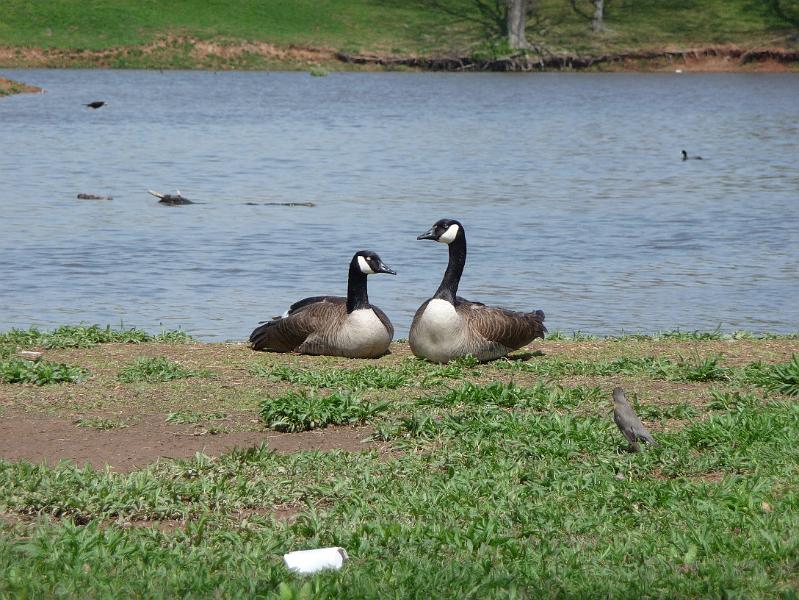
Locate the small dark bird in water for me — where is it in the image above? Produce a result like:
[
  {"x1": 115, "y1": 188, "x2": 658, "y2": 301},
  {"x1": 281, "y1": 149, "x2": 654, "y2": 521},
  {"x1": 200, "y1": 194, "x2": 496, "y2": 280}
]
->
[
  {"x1": 85, "y1": 101, "x2": 105, "y2": 109},
  {"x1": 681, "y1": 149, "x2": 703, "y2": 160},
  {"x1": 612, "y1": 387, "x2": 658, "y2": 452}
]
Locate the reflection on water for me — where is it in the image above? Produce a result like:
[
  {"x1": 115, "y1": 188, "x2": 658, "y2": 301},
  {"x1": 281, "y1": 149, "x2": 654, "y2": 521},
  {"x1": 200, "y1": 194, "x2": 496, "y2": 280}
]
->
[{"x1": 1, "y1": 70, "x2": 797, "y2": 340}]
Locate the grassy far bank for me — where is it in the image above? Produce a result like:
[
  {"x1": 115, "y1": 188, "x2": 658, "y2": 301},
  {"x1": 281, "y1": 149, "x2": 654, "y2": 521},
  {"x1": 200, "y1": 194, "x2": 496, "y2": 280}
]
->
[
  {"x1": 1, "y1": 325, "x2": 798, "y2": 597},
  {"x1": 0, "y1": 0, "x2": 798, "y2": 70}
]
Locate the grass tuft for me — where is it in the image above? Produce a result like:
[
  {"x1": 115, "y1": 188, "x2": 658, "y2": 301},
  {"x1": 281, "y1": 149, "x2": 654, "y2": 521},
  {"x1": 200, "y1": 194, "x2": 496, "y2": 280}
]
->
[
  {"x1": 255, "y1": 364, "x2": 410, "y2": 390},
  {"x1": 117, "y1": 357, "x2": 212, "y2": 383},
  {"x1": 0, "y1": 358, "x2": 87, "y2": 385},
  {"x1": 165, "y1": 411, "x2": 228, "y2": 424},
  {"x1": 0, "y1": 324, "x2": 191, "y2": 353},
  {"x1": 259, "y1": 389, "x2": 387, "y2": 432},
  {"x1": 74, "y1": 417, "x2": 129, "y2": 430},
  {"x1": 740, "y1": 355, "x2": 799, "y2": 397},
  {"x1": 495, "y1": 354, "x2": 731, "y2": 382}
]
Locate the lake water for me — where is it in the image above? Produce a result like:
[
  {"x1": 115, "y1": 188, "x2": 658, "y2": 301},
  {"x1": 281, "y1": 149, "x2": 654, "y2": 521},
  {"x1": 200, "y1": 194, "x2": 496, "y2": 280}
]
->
[{"x1": 1, "y1": 69, "x2": 797, "y2": 341}]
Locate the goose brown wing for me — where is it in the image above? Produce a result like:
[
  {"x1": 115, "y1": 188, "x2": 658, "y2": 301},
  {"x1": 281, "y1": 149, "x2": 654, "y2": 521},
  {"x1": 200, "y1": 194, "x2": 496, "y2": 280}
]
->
[
  {"x1": 458, "y1": 302, "x2": 546, "y2": 351},
  {"x1": 286, "y1": 295, "x2": 345, "y2": 316},
  {"x1": 250, "y1": 298, "x2": 346, "y2": 352}
]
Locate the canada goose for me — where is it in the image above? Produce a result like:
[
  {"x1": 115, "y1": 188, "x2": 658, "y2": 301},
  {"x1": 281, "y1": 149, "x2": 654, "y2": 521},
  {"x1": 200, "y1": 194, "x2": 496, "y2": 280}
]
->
[
  {"x1": 409, "y1": 218, "x2": 546, "y2": 363},
  {"x1": 681, "y1": 149, "x2": 703, "y2": 160},
  {"x1": 249, "y1": 250, "x2": 396, "y2": 358},
  {"x1": 612, "y1": 387, "x2": 658, "y2": 452},
  {"x1": 84, "y1": 101, "x2": 105, "y2": 109}
]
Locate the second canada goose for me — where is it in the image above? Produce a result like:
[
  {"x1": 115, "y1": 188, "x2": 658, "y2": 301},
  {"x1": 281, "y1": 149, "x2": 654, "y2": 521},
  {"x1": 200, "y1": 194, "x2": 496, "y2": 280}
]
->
[
  {"x1": 84, "y1": 101, "x2": 105, "y2": 109},
  {"x1": 249, "y1": 251, "x2": 396, "y2": 358},
  {"x1": 681, "y1": 149, "x2": 703, "y2": 160},
  {"x1": 409, "y1": 218, "x2": 546, "y2": 363}
]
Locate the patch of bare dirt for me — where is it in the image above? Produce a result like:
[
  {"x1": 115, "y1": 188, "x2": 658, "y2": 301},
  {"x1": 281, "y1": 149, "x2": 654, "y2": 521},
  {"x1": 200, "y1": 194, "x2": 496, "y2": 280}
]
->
[{"x1": 0, "y1": 410, "x2": 379, "y2": 472}]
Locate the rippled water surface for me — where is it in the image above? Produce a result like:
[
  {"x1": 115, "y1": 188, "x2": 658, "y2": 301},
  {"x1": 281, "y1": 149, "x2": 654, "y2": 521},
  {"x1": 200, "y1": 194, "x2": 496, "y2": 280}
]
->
[{"x1": 1, "y1": 69, "x2": 797, "y2": 340}]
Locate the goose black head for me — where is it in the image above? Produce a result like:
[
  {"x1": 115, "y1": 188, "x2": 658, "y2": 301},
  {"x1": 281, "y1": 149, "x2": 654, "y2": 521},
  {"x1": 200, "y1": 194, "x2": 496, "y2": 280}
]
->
[
  {"x1": 353, "y1": 250, "x2": 396, "y2": 275},
  {"x1": 681, "y1": 150, "x2": 688, "y2": 160},
  {"x1": 417, "y1": 218, "x2": 463, "y2": 244}
]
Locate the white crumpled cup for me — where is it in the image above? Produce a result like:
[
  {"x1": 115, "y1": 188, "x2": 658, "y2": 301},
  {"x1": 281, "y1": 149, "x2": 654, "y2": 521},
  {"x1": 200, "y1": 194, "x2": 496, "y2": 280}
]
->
[{"x1": 283, "y1": 547, "x2": 348, "y2": 574}]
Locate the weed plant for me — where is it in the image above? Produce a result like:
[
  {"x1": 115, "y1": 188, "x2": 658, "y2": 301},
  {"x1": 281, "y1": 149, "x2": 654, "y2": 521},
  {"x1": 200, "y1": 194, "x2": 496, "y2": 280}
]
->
[
  {"x1": 0, "y1": 358, "x2": 87, "y2": 385},
  {"x1": 260, "y1": 390, "x2": 387, "y2": 432},
  {"x1": 74, "y1": 417, "x2": 129, "y2": 430},
  {"x1": 1, "y1": 328, "x2": 798, "y2": 597},
  {"x1": 165, "y1": 411, "x2": 228, "y2": 424},
  {"x1": 496, "y1": 354, "x2": 731, "y2": 382},
  {"x1": 0, "y1": 324, "x2": 190, "y2": 352},
  {"x1": 117, "y1": 357, "x2": 212, "y2": 383}
]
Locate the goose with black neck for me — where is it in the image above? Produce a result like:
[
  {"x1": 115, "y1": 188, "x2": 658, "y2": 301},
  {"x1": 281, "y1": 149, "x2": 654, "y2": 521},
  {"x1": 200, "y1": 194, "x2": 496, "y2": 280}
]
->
[
  {"x1": 249, "y1": 250, "x2": 396, "y2": 358},
  {"x1": 409, "y1": 218, "x2": 546, "y2": 363}
]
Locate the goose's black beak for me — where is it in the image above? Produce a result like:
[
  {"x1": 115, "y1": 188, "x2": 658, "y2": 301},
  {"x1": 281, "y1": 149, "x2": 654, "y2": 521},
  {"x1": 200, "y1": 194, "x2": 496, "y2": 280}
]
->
[
  {"x1": 376, "y1": 261, "x2": 397, "y2": 275},
  {"x1": 417, "y1": 227, "x2": 437, "y2": 241}
]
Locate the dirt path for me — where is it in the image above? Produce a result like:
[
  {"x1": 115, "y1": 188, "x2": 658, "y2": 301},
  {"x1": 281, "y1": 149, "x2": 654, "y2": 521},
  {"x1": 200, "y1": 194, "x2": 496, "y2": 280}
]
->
[{"x1": 0, "y1": 409, "x2": 378, "y2": 472}]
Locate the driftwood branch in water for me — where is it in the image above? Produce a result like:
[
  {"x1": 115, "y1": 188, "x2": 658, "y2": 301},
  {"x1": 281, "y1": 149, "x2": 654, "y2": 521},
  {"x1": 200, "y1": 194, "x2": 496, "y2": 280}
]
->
[
  {"x1": 148, "y1": 189, "x2": 194, "y2": 205},
  {"x1": 77, "y1": 193, "x2": 113, "y2": 200},
  {"x1": 244, "y1": 201, "x2": 316, "y2": 207}
]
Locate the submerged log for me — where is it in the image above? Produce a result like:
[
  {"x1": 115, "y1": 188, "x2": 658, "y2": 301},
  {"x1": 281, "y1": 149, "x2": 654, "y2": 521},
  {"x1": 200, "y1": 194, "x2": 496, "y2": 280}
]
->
[
  {"x1": 148, "y1": 190, "x2": 194, "y2": 205},
  {"x1": 244, "y1": 201, "x2": 316, "y2": 207},
  {"x1": 77, "y1": 193, "x2": 113, "y2": 200}
]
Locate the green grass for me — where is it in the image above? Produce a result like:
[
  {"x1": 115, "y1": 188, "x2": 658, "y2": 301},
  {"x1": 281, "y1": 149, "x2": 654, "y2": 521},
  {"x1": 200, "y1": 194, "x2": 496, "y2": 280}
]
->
[
  {"x1": 1, "y1": 0, "x2": 797, "y2": 69},
  {"x1": 418, "y1": 380, "x2": 602, "y2": 411},
  {"x1": 260, "y1": 389, "x2": 387, "y2": 432},
  {"x1": 254, "y1": 364, "x2": 411, "y2": 391},
  {"x1": 1, "y1": 327, "x2": 798, "y2": 597},
  {"x1": 1, "y1": 400, "x2": 798, "y2": 598},
  {"x1": 0, "y1": 0, "x2": 473, "y2": 54},
  {"x1": 117, "y1": 357, "x2": 212, "y2": 383},
  {"x1": 0, "y1": 358, "x2": 87, "y2": 385},
  {"x1": 495, "y1": 353, "x2": 733, "y2": 381},
  {"x1": 739, "y1": 354, "x2": 799, "y2": 397},
  {"x1": 0, "y1": 325, "x2": 190, "y2": 356},
  {"x1": 253, "y1": 355, "x2": 480, "y2": 390}
]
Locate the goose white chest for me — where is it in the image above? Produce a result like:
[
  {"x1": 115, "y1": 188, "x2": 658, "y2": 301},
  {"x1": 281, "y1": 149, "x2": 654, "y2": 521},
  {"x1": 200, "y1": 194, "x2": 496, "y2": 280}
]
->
[
  {"x1": 409, "y1": 299, "x2": 468, "y2": 363},
  {"x1": 335, "y1": 308, "x2": 391, "y2": 358}
]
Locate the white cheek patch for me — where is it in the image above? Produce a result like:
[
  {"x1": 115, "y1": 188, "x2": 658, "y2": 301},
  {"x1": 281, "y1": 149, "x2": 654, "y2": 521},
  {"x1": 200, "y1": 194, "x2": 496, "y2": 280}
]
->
[
  {"x1": 357, "y1": 256, "x2": 376, "y2": 274},
  {"x1": 438, "y1": 224, "x2": 459, "y2": 244}
]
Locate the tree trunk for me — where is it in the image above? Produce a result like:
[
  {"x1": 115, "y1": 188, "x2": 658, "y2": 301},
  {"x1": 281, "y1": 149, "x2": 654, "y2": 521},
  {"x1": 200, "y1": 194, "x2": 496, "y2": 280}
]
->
[
  {"x1": 592, "y1": 0, "x2": 604, "y2": 33},
  {"x1": 507, "y1": 0, "x2": 529, "y2": 49}
]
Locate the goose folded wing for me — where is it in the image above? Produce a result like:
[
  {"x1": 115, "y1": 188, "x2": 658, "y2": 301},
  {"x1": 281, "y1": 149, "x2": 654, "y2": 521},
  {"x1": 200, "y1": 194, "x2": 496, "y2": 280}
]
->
[
  {"x1": 286, "y1": 295, "x2": 345, "y2": 316},
  {"x1": 251, "y1": 298, "x2": 346, "y2": 351},
  {"x1": 464, "y1": 303, "x2": 545, "y2": 350}
]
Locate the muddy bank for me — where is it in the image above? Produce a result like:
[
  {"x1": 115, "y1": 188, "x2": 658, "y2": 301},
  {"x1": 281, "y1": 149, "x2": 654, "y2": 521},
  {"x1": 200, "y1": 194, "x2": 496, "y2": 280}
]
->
[
  {"x1": 338, "y1": 45, "x2": 799, "y2": 72},
  {"x1": 1, "y1": 38, "x2": 798, "y2": 72},
  {"x1": 0, "y1": 76, "x2": 42, "y2": 96}
]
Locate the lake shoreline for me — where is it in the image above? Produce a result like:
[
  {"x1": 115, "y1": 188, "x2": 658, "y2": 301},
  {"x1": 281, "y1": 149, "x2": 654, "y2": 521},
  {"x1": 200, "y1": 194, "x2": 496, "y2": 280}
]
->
[
  {"x1": 0, "y1": 76, "x2": 42, "y2": 96},
  {"x1": 2, "y1": 40, "x2": 798, "y2": 73}
]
